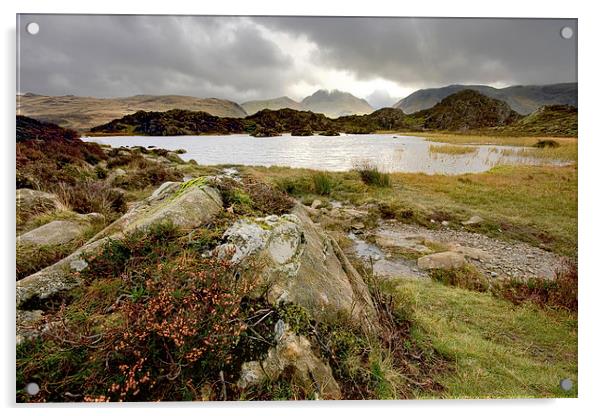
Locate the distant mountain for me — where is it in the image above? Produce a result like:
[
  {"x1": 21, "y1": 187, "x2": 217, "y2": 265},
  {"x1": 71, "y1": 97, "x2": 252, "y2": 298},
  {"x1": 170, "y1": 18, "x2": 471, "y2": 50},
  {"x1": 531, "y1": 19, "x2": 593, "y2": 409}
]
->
[
  {"x1": 17, "y1": 94, "x2": 248, "y2": 131},
  {"x1": 241, "y1": 96, "x2": 302, "y2": 115},
  {"x1": 418, "y1": 90, "x2": 521, "y2": 131},
  {"x1": 394, "y1": 83, "x2": 577, "y2": 115},
  {"x1": 301, "y1": 89, "x2": 374, "y2": 118}
]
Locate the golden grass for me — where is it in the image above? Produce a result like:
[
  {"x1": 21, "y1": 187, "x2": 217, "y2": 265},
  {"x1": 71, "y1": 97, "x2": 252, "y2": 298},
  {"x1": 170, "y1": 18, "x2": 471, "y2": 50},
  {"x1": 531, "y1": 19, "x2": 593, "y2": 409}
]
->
[
  {"x1": 428, "y1": 144, "x2": 478, "y2": 155},
  {"x1": 244, "y1": 163, "x2": 577, "y2": 256}
]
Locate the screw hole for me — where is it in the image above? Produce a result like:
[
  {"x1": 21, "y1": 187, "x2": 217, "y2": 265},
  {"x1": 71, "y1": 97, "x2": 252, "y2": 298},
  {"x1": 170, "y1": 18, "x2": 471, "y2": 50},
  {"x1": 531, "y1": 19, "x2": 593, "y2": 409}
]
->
[{"x1": 560, "y1": 26, "x2": 573, "y2": 40}]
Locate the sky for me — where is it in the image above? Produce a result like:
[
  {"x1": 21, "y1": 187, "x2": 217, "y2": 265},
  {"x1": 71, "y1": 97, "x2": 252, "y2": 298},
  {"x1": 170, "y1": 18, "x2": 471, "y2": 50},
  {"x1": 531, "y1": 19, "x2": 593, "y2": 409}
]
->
[{"x1": 17, "y1": 15, "x2": 577, "y2": 108}]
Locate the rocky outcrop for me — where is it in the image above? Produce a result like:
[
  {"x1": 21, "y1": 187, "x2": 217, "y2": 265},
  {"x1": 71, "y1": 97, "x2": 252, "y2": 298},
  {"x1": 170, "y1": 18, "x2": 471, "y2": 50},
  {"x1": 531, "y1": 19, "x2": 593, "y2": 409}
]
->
[
  {"x1": 16, "y1": 179, "x2": 222, "y2": 312},
  {"x1": 216, "y1": 205, "x2": 377, "y2": 332},
  {"x1": 17, "y1": 213, "x2": 103, "y2": 247},
  {"x1": 237, "y1": 322, "x2": 341, "y2": 399}
]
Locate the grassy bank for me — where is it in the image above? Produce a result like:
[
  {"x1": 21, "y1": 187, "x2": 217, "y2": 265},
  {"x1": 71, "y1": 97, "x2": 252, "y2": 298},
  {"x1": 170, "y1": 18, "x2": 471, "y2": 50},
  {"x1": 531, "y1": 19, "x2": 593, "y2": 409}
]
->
[
  {"x1": 244, "y1": 163, "x2": 577, "y2": 257},
  {"x1": 412, "y1": 133, "x2": 578, "y2": 162},
  {"x1": 393, "y1": 278, "x2": 577, "y2": 398}
]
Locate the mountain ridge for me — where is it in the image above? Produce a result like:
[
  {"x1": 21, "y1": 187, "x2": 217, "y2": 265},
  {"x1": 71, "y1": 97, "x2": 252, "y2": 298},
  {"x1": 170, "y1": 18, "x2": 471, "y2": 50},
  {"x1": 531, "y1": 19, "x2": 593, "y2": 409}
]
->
[{"x1": 393, "y1": 82, "x2": 577, "y2": 115}]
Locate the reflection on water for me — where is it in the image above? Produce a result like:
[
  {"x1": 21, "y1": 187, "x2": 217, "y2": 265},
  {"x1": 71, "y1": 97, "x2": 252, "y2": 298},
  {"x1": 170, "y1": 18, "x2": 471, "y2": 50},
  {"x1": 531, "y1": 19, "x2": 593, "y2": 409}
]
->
[{"x1": 83, "y1": 133, "x2": 566, "y2": 175}]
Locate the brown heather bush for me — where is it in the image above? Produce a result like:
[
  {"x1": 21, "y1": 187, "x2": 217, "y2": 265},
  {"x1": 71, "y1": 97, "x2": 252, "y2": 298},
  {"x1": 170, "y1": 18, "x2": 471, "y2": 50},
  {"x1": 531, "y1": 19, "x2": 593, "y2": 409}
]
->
[
  {"x1": 17, "y1": 222, "x2": 263, "y2": 402},
  {"x1": 428, "y1": 261, "x2": 577, "y2": 313},
  {"x1": 54, "y1": 180, "x2": 127, "y2": 217},
  {"x1": 495, "y1": 260, "x2": 577, "y2": 312},
  {"x1": 212, "y1": 176, "x2": 295, "y2": 216}
]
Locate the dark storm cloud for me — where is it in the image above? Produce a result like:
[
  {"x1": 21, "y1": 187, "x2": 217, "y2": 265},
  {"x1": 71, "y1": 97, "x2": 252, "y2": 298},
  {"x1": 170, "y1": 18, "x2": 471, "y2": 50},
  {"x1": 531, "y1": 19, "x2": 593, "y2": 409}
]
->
[
  {"x1": 257, "y1": 17, "x2": 577, "y2": 87},
  {"x1": 18, "y1": 15, "x2": 577, "y2": 101},
  {"x1": 18, "y1": 15, "x2": 294, "y2": 100}
]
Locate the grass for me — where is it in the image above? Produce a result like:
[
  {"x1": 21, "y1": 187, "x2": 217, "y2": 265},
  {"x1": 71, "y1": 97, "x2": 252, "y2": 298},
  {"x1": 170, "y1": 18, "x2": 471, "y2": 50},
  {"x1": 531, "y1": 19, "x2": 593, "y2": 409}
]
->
[
  {"x1": 244, "y1": 163, "x2": 577, "y2": 257},
  {"x1": 312, "y1": 172, "x2": 334, "y2": 195},
  {"x1": 393, "y1": 278, "x2": 577, "y2": 398},
  {"x1": 353, "y1": 161, "x2": 391, "y2": 187},
  {"x1": 428, "y1": 144, "x2": 477, "y2": 155},
  {"x1": 414, "y1": 132, "x2": 578, "y2": 162}
]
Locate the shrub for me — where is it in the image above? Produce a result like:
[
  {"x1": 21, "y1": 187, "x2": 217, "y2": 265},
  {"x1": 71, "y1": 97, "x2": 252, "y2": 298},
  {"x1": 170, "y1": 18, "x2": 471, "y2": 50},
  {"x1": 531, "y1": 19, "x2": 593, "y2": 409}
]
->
[
  {"x1": 16, "y1": 243, "x2": 75, "y2": 280},
  {"x1": 353, "y1": 160, "x2": 391, "y2": 187},
  {"x1": 112, "y1": 162, "x2": 183, "y2": 190},
  {"x1": 534, "y1": 139, "x2": 560, "y2": 148},
  {"x1": 312, "y1": 172, "x2": 334, "y2": 196},
  {"x1": 495, "y1": 260, "x2": 577, "y2": 312},
  {"x1": 17, "y1": 222, "x2": 261, "y2": 402},
  {"x1": 54, "y1": 180, "x2": 127, "y2": 217},
  {"x1": 214, "y1": 176, "x2": 294, "y2": 216}
]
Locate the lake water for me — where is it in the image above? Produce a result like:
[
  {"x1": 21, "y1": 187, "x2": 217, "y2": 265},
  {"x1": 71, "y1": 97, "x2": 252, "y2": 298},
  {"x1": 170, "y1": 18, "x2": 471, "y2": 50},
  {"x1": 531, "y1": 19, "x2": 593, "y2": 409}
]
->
[{"x1": 83, "y1": 133, "x2": 561, "y2": 175}]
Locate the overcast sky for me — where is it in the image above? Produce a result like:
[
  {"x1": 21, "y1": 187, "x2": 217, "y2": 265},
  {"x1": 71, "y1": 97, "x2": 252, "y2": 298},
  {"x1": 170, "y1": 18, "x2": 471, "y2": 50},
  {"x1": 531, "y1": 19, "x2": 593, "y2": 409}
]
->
[{"x1": 17, "y1": 15, "x2": 577, "y2": 108}]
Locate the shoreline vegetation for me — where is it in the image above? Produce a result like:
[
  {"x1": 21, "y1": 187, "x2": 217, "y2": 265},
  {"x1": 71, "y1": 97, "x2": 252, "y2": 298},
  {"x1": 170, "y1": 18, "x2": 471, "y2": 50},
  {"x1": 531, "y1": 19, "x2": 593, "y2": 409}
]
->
[{"x1": 15, "y1": 94, "x2": 578, "y2": 402}]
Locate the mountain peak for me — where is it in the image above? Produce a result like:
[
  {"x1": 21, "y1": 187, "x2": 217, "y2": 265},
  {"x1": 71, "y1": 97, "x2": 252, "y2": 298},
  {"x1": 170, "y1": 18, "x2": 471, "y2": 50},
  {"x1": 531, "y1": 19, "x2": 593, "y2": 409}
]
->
[{"x1": 301, "y1": 89, "x2": 373, "y2": 118}]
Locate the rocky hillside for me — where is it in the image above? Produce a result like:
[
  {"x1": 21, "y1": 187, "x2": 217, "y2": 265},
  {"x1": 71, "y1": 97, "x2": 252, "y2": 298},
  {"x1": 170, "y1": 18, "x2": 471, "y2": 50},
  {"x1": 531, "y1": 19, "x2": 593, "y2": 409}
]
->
[
  {"x1": 16, "y1": 118, "x2": 431, "y2": 401},
  {"x1": 417, "y1": 90, "x2": 522, "y2": 131},
  {"x1": 89, "y1": 90, "x2": 577, "y2": 137},
  {"x1": 17, "y1": 93, "x2": 247, "y2": 132},
  {"x1": 301, "y1": 89, "x2": 374, "y2": 118},
  {"x1": 502, "y1": 105, "x2": 577, "y2": 137},
  {"x1": 394, "y1": 83, "x2": 577, "y2": 115},
  {"x1": 241, "y1": 96, "x2": 303, "y2": 115}
]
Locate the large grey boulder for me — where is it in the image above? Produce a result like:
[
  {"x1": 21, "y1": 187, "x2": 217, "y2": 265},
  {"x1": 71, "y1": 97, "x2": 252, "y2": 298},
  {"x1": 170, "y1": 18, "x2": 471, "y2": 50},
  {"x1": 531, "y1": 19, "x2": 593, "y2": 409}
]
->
[
  {"x1": 417, "y1": 251, "x2": 467, "y2": 270},
  {"x1": 16, "y1": 179, "x2": 223, "y2": 310},
  {"x1": 237, "y1": 322, "x2": 341, "y2": 399},
  {"x1": 216, "y1": 205, "x2": 377, "y2": 332},
  {"x1": 17, "y1": 213, "x2": 102, "y2": 247}
]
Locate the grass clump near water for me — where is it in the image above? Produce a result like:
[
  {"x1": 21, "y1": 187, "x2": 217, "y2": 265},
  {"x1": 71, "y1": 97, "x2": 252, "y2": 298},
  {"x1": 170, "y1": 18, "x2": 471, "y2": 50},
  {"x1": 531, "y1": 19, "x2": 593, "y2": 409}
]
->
[
  {"x1": 429, "y1": 144, "x2": 477, "y2": 155},
  {"x1": 353, "y1": 161, "x2": 391, "y2": 187},
  {"x1": 312, "y1": 172, "x2": 334, "y2": 195},
  {"x1": 534, "y1": 139, "x2": 560, "y2": 148}
]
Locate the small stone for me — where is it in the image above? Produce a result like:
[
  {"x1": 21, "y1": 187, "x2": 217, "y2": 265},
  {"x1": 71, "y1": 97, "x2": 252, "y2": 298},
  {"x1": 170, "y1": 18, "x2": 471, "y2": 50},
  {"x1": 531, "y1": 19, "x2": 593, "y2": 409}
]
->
[
  {"x1": 311, "y1": 199, "x2": 322, "y2": 209},
  {"x1": 69, "y1": 258, "x2": 88, "y2": 272},
  {"x1": 441, "y1": 220, "x2": 449, "y2": 227},
  {"x1": 462, "y1": 215, "x2": 484, "y2": 226}
]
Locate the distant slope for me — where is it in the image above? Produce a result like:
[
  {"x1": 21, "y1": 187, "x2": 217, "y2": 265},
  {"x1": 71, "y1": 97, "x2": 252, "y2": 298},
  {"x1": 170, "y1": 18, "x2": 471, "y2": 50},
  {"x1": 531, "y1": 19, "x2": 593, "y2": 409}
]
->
[
  {"x1": 301, "y1": 89, "x2": 373, "y2": 118},
  {"x1": 17, "y1": 93, "x2": 248, "y2": 132},
  {"x1": 418, "y1": 90, "x2": 521, "y2": 131},
  {"x1": 241, "y1": 96, "x2": 302, "y2": 115},
  {"x1": 16, "y1": 115, "x2": 79, "y2": 142},
  {"x1": 504, "y1": 105, "x2": 577, "y2": 137},
  {"x1": 394, "y1": 83, "x2": 577, "y2": 115}
]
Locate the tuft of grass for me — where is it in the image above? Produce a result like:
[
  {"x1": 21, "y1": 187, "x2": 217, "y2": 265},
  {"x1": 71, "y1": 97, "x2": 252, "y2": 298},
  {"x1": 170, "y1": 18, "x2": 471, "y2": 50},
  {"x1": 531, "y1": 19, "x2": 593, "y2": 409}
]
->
[
  {"x1": 429, "y1": 265, "x2": 489, "y2": 292},
  {"x1": 353, "y1": 160, "x2": 391, "y2": 187},
  {"x1": 312, "y1": 172, "x2": 334, "y2": 196},
  {"x1": 534, "y1": 139, "x2": 560, "y2": 149},
  {"x1": 54, "y1": 180, "x2": 127, "y2": 219},
  {"x1": 429, "y1": 144, "x2": 478, "y2": 155}
]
